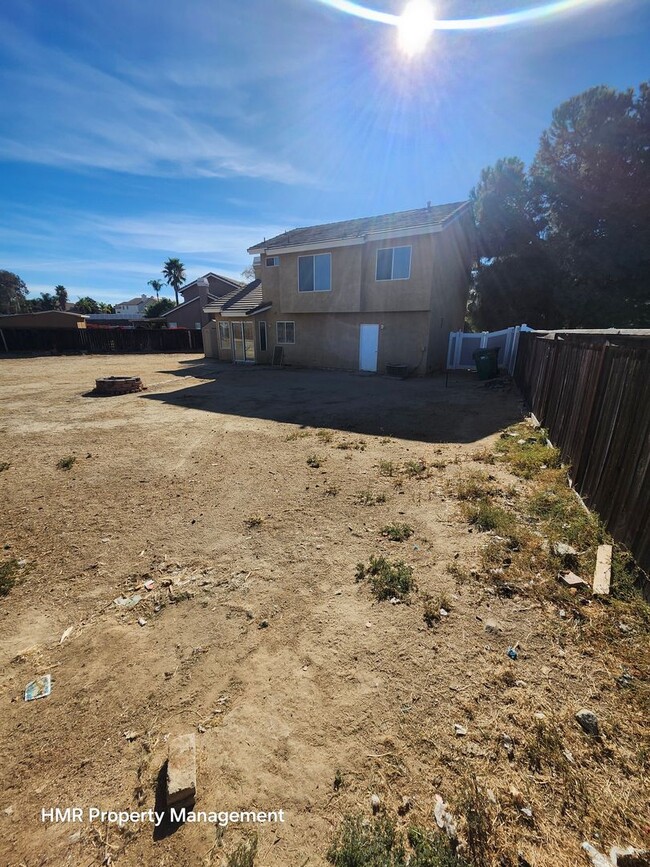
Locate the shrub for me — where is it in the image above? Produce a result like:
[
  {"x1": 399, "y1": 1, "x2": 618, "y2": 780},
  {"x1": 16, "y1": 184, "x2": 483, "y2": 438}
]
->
[
  {"x1": 381, "y1": 523, "x2": 414, "y2": 542},
  {"x1": 356, "y1": 555, "x2": 414, "y2": 600},
  {"x1": 57, "y1": 456, "x2": 76, "y2": 470}
]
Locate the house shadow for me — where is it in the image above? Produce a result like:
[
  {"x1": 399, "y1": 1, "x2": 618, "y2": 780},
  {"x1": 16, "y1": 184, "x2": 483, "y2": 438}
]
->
[{"x1": 142, "y1": 362, "x2": 522, "y2": 444}]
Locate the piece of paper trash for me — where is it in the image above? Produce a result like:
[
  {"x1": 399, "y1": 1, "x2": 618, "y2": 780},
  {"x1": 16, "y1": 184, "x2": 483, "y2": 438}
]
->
[
  {"x1": 59, "y1": 626, "x2": 74, "y2": 644},
  {"x1": 113, "y1": 594, "x2": 142, "y2": 608},
  {"x1": 25, "y1": 674, "x2": 51, "y2": 701}
]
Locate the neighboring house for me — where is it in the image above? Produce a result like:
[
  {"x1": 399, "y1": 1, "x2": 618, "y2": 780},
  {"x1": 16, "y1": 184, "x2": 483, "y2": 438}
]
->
[
  {"x1": 0, "y1": 311, "x2": 86, "y2": 329},
  {"x1": 202, "y1": 201, "x2": 475, "y2": 374},
  {"x1": 114, "y1": 295, "x2": 157, "y2": 316},
  {"x1": 161, "y1": 272, "x2": 245, "y2": 330}
]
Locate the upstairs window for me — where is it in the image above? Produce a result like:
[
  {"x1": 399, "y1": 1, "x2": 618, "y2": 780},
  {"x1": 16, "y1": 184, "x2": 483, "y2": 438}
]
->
[
  {"x1": 266, "y1": 256, "x2": 279, "y2": 267},
  {"x1": 376, "y1": 245, "x2": 412, "y2": 281},
  {"x1": 298, "y1": 253, "x2": 331, "y2": 292}
]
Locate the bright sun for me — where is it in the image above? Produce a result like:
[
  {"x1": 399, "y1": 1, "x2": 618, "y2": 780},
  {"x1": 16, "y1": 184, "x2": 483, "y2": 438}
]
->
[{"x1": 397, "y1": 0, "x2": 436, "y2": 55}]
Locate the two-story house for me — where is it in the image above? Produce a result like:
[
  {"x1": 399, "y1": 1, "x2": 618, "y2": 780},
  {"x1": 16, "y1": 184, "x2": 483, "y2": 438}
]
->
[
  {"x1": 162, "y1": 272, "x2": 245, "y2": 330},
  {"x1": 114, "y1": 294, "x2": 157, "y2": 316},
  {"x1": 202, "y1": 201, "x2": 475, "y2": 374}
]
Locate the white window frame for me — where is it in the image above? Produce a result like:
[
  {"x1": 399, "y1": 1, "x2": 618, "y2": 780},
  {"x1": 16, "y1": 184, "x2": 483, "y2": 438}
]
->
[
  {"x1": 375, "y1": 245, "x2": 412, "y2": 281},
  {"x1": 266, "y1": 256, "x2": 279, "y2": 267},
  {"x1": 259, "y1": 320, "x2": 267, "y2": 352},
  {"x1": 219, "y1": 321, "x2": 232, "y2": 349},
  {"x1": 298, "y1": 252, "x2": 331, "y2": 293},
  {"x1": 276, "y1": 321, "x2": 295, "y2": 345}
]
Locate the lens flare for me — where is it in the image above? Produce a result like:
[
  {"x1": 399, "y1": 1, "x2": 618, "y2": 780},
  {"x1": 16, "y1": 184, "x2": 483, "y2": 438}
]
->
[
  {"x1": 313, "y1": 0, "x2": 609, "y2": 32},
  {"x1": 398, "y1": 0, "x2": 436, "y2": 54}
]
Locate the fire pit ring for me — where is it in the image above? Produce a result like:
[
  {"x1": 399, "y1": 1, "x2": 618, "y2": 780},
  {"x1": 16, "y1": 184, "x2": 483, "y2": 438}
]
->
[{"x1": 94, "y1": 376, "x2": 145, "y2": 396}]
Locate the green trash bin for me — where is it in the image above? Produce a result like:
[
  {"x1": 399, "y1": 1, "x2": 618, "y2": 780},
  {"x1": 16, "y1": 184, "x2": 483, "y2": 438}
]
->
[{"x1": 472, "y1": 347, "x2": 499, "y2": 380}]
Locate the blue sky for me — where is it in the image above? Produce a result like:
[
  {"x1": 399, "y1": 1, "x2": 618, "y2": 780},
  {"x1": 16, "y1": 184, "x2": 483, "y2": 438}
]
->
[{"x1": 1, "y1": 0, "x2": 648, "y2": 305}]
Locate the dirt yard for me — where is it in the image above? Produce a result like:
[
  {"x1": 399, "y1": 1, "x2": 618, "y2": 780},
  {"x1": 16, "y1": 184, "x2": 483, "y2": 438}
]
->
[{"x1": 0, "y1": 355, "x2": 647, "y2": 867}]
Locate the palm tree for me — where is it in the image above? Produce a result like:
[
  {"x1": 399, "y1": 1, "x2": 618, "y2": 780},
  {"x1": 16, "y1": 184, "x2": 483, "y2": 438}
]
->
[
  {"x1": 54, "y1": 285, "x2": 68, "y2": 310},
  {"x1": 148, "y1": 279, "x2": 164, "y2": 299},
  {"x1": 162, "y1": 258, "x2": 186, "y2": 307}
]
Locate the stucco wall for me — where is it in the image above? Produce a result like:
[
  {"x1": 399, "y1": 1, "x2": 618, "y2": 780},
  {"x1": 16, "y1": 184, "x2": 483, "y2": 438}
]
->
[{"x1": 165, "y1": 297, "x2": 204, "y2": 330}]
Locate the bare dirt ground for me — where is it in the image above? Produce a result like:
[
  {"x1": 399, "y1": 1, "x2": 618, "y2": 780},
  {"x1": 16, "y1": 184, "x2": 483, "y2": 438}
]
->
[{"x1": 0, "y1": 354, "x2": 647, "y2": 867}]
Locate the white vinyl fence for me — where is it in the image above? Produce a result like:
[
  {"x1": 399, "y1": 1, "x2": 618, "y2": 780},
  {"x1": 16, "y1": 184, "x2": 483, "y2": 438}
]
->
[{"x1": 446, "y1": 325, "x2": 530, "y2": 375}]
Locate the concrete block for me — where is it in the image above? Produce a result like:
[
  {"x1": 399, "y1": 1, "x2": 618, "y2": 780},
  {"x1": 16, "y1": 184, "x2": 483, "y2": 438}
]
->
[{"x1": 167, "y1": 734, "x2": 196, "y2": 807}]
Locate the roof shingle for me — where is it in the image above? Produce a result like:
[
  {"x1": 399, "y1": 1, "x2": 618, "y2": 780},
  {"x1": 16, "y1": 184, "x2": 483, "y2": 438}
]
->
[{"x1": 248, "y1": 201, "x2": 469, "y2": 252}]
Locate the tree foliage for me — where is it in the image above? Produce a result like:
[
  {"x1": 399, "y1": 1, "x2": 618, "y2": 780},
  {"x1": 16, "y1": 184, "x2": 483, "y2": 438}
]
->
[
  {"x1": 469, "y1": 82, "x2": 650, "y2": 329},
  {"x1": 147, "y1": 278, "x2": 164, "y2": 298},
  {"x1": 162, "y1": 258, "x2": 186, "y2": 306},
  {"x1": 72, "y1": 296, "x2": 101, "y2": 314},
  {"x1": 0, "y1": 270, "x2": 29, "y2": 314},
  {"x1": 144, "y1": 297, "x2": 175, "y2": 318},
  {"x1": 54, "y1": 285, "x2": 68, "y2": 310}
]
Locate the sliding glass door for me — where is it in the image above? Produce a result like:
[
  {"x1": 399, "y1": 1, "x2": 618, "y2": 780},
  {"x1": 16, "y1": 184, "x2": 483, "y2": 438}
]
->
[{"x1": 231, "y1": 321, "x2": 255, "y2": 362}]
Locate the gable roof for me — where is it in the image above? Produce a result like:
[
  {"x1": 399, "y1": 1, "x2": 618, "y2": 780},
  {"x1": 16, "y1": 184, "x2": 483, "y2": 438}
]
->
[
  {"x1": 248, "y1": 201, "x2": 470, "y2": 253},
  {"x1": 203, "y1": 280, "x2": 270, "y2": 318},
  {"x1": 180, "y1": 272, "x2": 245, "y2": 295},
  {"x1": 116, "y1": 295, "x2": 157, "y2": 307},
  {"x1": 160, "y1": 293, "x2": 219, "y2": 317}
]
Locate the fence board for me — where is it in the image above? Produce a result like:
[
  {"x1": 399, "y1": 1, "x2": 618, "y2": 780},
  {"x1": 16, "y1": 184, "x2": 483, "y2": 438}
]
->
[
  {"x1": 0, "y1": 327, "x2": 203, "y2": 355},
  {"x1": 514, "y1": 332, "x2": 650, "y2": 579}
]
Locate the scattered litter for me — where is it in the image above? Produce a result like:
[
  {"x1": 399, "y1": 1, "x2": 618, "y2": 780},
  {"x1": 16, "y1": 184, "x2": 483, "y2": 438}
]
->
[
  {"x1": 197, "y1": 725, "x2": 207, "y2": 734},
  {"x1": 4, "y1": 806, "x2": 14, "y2": 816},
  {"x1": 143, "y1": 579, "x2": 155, "y2": 591},
  {"x1": 59, "y1": 626, "x2": 74, "y2": 644},
  {"x1": 439, "y1": 608, "x2": 449, "y2": 618},
  {"x1": 389, "y1": 597, "x2": 401, "y2": 605},
  {"x1": 618, "y1": 622, "x2": 632, "y2": 634},
  {"x1": 113, "y1": 594, "x2": 142, "y2": 609},
  {"x1": 582, "y1": 842, "x2": 615, "y2": 867},
  {"x1": 507, "y1": 647, "x2": 518, "y2": 660},
  {"x1": 137, "y1": 618, "x2": 147, "y2": 627},
  {"x1": 454, "y1": 724, "x2": 467, "y2": 737},
  {"x1": 520, "y1": 806, "x2": 533, "y2": 819},
  {"x1": 17, "y1": 558, "x2": 27, "y2": 567},
  {"x1": 576, "y1": 709, "x2": 599, "y2": 737},
  {"x1": 502, "y1": 734, "x2": 515, "y2": 759},
  {"x1": 123, "y1": 730, "x2": 140, "y2": 741},
  {"x1": 433, "y1": 794, "x2": 457, "y2": 839},
  {"x1": 515, "y1": 680, "x2": 527, "y2": 687},
  {"x1": 558, "y1": 571, "x2": 588, "y2": 589},
  {"x1": 370, "y1": 793, "x2": 381, "y2": 814},
  {"x1": 24, "y1": 674, "x2": 51, "y2": 701},
  {"x1": 616, "y1": 672, "x2": 633, "y2": 688},
  {"x1": 365, "y1": 621, "x2": 372, "y2": 628},
  {"x1": 559, "y1": 608, "x2": 567, "y2": 618},
  {"x1": 562, "y1": 748, "x2": 574, "y2": 764}
]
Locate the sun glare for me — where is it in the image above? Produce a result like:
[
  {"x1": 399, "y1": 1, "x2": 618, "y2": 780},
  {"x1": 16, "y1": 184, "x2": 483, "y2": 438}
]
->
[{"x1": 397, "y1": 0, "x2": 436, "y2": 55}]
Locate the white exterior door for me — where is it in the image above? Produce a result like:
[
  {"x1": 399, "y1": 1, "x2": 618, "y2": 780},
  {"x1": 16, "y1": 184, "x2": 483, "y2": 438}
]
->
[{"x1": 359, "y1": 324, "x2": 379, "y2": 372}]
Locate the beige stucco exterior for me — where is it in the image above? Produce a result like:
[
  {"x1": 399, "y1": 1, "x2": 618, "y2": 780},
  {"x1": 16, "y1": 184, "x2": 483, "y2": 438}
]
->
[{"x1": 204, "y1": 208, "x2": 475, "y2": 375}]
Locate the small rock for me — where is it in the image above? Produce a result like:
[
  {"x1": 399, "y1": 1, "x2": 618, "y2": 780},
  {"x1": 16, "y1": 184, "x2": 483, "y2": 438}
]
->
[
  {"x1": 454, "y1": 724, "x2": 467, "y2": 737},
  {"x1": 562, "y1": 748, "x2": 574, "y2": 764},
  {"x1": 533, "y1": 711, "x2": 546, "y2": 721},
  {"x1": 3, "y1": 805, "x2": 14, "y2": 816},
  {"x1": 143, "y1": 579, "x2": 155, "y2": 591},
  {"x1": 582, "y1": 842, "x2": 614, "y2": 867},
  {"x1": 484, "y1": 618, "x2": 503, "y2": 634},
  {"x1": 137, "y1": 617, "x2": 147, "y2": 627},
  {"x1": 365, "y1": 621, "x2": 372, "y2": 628},
  {"x1": 68, "y1": 830, "x2": 81, "y2": 843},
  {"x1": 520, "y1": 806, "x2": 533, "y2": 819},
  {"x1": 397, "y1": 796, "x2": 411, "y2": 816},
  {"x1": 370, "y1": 793, "x2": 381, "y2": 814},
  {"x1": 197, "y1": 725, "x2": 206, "y2": 734},
  {"x1": 576, "y1": 709, "x2": 599, "y2": 737},
  {"x1": 507, "y1": 647, "x2": 518, "y2": 660},
  {"x1": 258, "y1": 619, "x2": 269, "y2": 629},
  {"x1": 552, "y1": 542, "x2": 577, "y2": 557},
  {"x1": 612, "y1": 846, "x2": 650, "y2": 866},
  {"x1": 439, "y1": 608, "x2": 449, "y2": 618},
  {"x1": 502, "y1": 734, "x2": 515, "y2": 760},
  {"x1": 389, "y1": 597, "x2": 401, "y2": 605}
]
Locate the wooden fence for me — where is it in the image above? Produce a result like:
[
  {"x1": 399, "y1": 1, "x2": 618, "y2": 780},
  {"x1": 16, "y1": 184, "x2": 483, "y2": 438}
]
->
[
  {"x1": 0, "y1": 327, "x2": 203, "y2": 355},
  {"x1": 514, "y1": 331, "x2": 650, "y2": 577}
]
